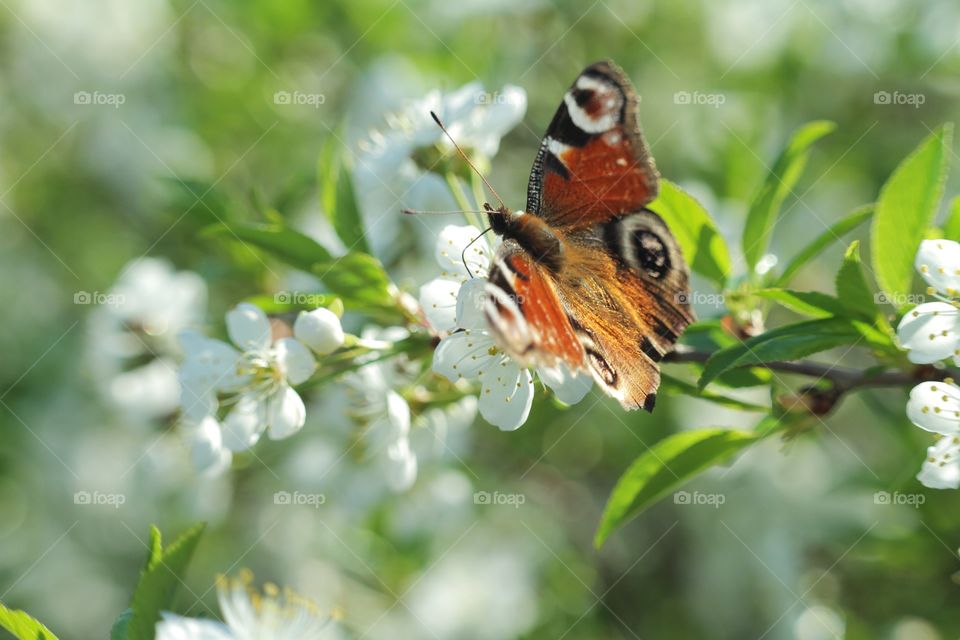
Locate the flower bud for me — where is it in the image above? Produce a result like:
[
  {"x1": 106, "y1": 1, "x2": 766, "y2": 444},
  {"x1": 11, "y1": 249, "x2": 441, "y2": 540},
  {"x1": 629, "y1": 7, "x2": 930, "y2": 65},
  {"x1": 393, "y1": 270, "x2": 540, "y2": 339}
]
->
[{"x1": 294, "y1": 308, "x2": 345, "y2": 355}]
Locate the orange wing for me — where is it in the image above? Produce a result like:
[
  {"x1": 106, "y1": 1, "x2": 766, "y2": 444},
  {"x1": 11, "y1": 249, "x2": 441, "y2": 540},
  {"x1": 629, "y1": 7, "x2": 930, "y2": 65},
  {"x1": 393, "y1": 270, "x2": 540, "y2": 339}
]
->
[
  {"x1": 483, "y1": 243, "x2": 587, "y2": 371},
  {"x1": 525, "y1": 60, "x2": 658, "y2": 229},
  {"x1": 556, "y1": 211, "x2": 694, "y2": 410}
]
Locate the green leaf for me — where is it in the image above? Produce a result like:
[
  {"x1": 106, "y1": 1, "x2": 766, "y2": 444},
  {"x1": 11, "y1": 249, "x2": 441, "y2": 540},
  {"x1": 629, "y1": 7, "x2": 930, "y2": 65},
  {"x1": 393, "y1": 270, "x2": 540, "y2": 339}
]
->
[
  {"x1": 314, "y1": 252, "x2": 396, "y2": 311},
  {"x1": 0, "y1": 602, "x2": 59, "y2": 640},
  {"x1": 649, "y1": 180, "x2": 731, "y2": 287},
  {"x1": 871, "y1": 124, "x2": 953, "y2": 309},
  {"x1": 742, "y1": 121, "x2": 836, "y2": 271},
  {"x1": 145, "y1": 526, "x2": 163, "y2": 571},
  {"x1": 126, "y1": 524, "x2": 206, "y2": 640},
  {"x1": 111, "y1": 609, "x2": 132, "y2": 640},
  {"x1": 677, "y1": 320, "x2": 773, "y2": 388},
  {"x1": 754, "y1": 288, "x2": 849, "y2": 318},
  {"x1": 208, "y1": 223, "x2": 332, "y2": 272},
  {"x1": 775, "y1": 205, "x2": 872, "y2": 286},
  {"x1": 243, "y1": 293, "x2": 343, "y2": 315},
  {"x1": 594, "y1": 428, "x2": 762, "y2": 547},
  {"x1": 660, "y1": 373, "x2": 767, "y2": 411},
  {"x1": 835, "y1": 241, "x2": 877, "y2": 318},
  {"x1": 320, "y1": 140, "x2": 369, "y2": 253},
  {"x1": 162, "y1": 178, "x2": 236, "y2": 226},
  {"x1": 943, "y1": 195, "x2": 960, "y2": 241},
  {"x1": 713, "y1": 367, "x2": 774, "y2": 388},
  {"x1": 698, "y1": 318, "x2": 863, "y2": 389}
]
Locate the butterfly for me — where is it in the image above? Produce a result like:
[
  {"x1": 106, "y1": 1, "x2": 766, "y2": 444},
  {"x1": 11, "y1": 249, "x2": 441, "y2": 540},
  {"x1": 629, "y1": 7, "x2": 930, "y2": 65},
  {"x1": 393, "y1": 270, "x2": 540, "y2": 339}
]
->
[{"x1": 481, "y1": 60, "x2": 694, "y2": 412}]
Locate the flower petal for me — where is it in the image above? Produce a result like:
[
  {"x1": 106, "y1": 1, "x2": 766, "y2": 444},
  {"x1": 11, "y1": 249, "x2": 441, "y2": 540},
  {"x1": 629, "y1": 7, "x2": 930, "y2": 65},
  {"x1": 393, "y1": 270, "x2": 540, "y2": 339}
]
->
[
  {"x1": 917, "y1": 436, "x2": 960, "y2": 489},
  {"x1": 419, "y1": 277, "x2": 461, "y2": 332},
  {"x1": 385, "y1": 390, "x2": 411, "y2": 436},
  {"x1": 384, "y1": 436, "x2": 418, "y2": 492},
  {"x1": 294, "y1": 308, "x2": 345, "y2": 355},
  {"x1": 217, "y1": 572, "x2": 259, "y2": 635},
  {"x1": 433, "y1": 330, "x2": 497, "y2": 381},
  {"x1": 465, "y1": 84, "x2": 528, "y2": 157},
  {"x1": 178, "y1": 331, "x2": 246, "y2": 393},
  {"x1": 477, "y1": 356, "x2": 534, "y2": 431},
  {"x1": 916, "y1": 239, "x2": 960, "y2": 295},
  {"x1": 222, "y1": 396, "x2": 266, "y2": 452},
  {"x1": 156, "y1": 612, "x2": 234, "y2": 640},
  {"x1": 226, "y1": 302, "x2": 272, "y2": 351},
  {"x1": 538, "y1": 364, "x2": 593, "y2": 405},
  {"x1": 179, "y1": 387, "x2": 217, "y2": 423},
  {"x1": 455, "y1": 278, "x2": 490, "y2": 331},
  {"x1": 266, "y1": 385, "x2": 306, "y2": 440},
  {"x1": 896, "y1": 301, "x2": 960, "y2": 364},
  {"x1": 435, "y1": 224, "x2": 489, "y2": 277},
  {"x1": 906, "y1": 381, "x2": 960, "y2": 435},
  {"x1": 273, "y1": 337, "x2": 317, "y2": 385},
  {"x1": 182, "y1": 416, "x2": 232, "y2": 477}
]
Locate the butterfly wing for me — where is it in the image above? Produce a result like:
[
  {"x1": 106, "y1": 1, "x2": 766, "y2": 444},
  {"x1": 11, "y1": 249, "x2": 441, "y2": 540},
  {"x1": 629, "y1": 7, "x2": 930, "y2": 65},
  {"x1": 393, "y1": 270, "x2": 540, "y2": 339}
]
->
[
  {"x1": 559, "y1": 211, "x2": 694, "y2": 410},
  {"x1": 484, "y1": 213, "x2": 693, "y2": 411},
  {"x1": 483, "y1": 242, "x2": 587, "y2": 372},
  {"x1": 525, "y1": 60, "x2": 659, "y2": 228}
]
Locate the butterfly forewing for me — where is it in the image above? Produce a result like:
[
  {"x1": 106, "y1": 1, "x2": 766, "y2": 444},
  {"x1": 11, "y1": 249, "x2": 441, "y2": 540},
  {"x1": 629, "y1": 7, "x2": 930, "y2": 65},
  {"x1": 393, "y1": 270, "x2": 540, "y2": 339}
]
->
[
  {"x1": 484, "y1": 244, "x2": 587, "y2": 371},
  {"x1": 525, "y1": 60, "x2": 659, "y2": 228}
]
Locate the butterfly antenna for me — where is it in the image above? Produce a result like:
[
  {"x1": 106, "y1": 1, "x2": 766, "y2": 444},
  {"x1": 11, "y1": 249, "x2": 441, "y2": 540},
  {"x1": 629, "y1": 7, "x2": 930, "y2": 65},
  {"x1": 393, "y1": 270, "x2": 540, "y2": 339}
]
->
[
  {"x1": 430, "y1": 111, "x2": 507, "y2": 211},
  {"x1": 461, "y1": 227, "x2": 493, "y2": 279},
  {"x1": 401, "y1": 208, "x2": 491, "y2": 216}
]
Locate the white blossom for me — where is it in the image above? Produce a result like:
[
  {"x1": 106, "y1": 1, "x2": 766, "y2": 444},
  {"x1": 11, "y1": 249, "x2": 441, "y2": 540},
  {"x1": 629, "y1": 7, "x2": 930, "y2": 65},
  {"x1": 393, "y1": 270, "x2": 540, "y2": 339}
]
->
[
  {"x1": 156, "y1": 571, "x2": 335, "y2": 640},
  {"x1": 906, "y1": 380, "x2": 960, "y2": 489},
  {"x1": 178, "y1": 303, "x2": 330, "y2": 474},
  {"x1": 419, "y1": 224, "x2": 493, "y2": 332},
  {"x1": 87, "y1": 257, "x2": 206, "y2": 420},
  {"x1": 899, "y1": 240, "x2": 960, "y2": 489},
  {"x1": 294, "y1": 307, "x2": 346, "y2": 355},
  {"x1": 425, "y1": 225, "x2": 592, "y2": 431},
  {"x1": 897, "y1": 239, "x2": 960, "y2": 364},
  {"x1": 345, "y1": 337, "x2": 420, "y2": 493},
  {"x1": 916, "y1": 435, "x2": 960, "y2": 490},
  {"x1": 181, "y1": 414, "x2": 232, "y2": 478},
  {"x1": 354, "y1": 83, "x2": 526, "y2": 262}
]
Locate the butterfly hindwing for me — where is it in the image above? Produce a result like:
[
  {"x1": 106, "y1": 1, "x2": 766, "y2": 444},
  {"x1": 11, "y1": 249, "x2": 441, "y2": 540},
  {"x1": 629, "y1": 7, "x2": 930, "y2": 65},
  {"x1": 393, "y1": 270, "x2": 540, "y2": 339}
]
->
[
  {"x1": 559, "y1": 210, "x2": 693, "y2": 409},
  {"x1": 525, "y1": 60, "x2": 659, "y2": 228}
]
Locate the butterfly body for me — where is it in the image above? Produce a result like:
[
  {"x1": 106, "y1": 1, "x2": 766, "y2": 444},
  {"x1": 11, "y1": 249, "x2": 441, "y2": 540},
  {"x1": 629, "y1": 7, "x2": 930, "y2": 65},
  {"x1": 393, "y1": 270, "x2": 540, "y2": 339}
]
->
[{"x1": 482, "y1": 60, "x2": 693, "y2": 412}]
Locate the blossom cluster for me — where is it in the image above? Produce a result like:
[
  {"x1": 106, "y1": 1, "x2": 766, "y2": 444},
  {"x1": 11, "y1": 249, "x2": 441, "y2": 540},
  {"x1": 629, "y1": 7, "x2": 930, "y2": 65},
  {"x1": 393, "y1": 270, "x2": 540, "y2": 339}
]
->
[
  {"x1": 898, "y1": 239, "x2": 960, "y2": 488},
  {"x1": 88, "y1": 80, "x2": 548, "y2": 493}
]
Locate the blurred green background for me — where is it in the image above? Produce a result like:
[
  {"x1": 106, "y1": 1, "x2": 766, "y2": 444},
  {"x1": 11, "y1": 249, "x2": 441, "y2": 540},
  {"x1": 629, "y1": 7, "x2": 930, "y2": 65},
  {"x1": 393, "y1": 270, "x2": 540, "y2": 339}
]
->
[{"x1": 1, "y1": 0, "x2": 959, "y2": 638}]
